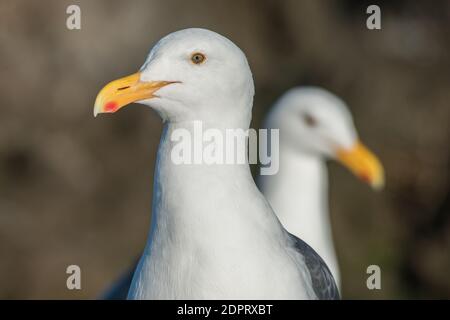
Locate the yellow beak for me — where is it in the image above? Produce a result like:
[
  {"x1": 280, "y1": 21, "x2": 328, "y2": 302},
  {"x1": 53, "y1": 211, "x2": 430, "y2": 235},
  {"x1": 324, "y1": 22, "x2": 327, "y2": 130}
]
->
[
  {"x1": 336, "y1": 141, "x2": 385, "y2": 190},
  {"x1": 93, "y1": 72, "x2": 176, "y2": 117}
]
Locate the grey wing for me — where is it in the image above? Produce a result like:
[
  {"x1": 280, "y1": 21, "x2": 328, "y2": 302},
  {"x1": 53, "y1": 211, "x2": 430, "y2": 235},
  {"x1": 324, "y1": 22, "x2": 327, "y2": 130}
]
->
[{"x1": 290, "y1": 233, "x2": 340, "y2": 300}]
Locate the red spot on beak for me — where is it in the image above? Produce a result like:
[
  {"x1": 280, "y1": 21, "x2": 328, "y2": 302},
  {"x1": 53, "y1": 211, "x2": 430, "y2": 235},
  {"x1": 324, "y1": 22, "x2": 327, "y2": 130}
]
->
[
  {"x1": 104, "y1": 101, "x2": 118, "y2": 113},
  {"x1": 360, "y1": 172, "x2": 370, "y2": 184}
]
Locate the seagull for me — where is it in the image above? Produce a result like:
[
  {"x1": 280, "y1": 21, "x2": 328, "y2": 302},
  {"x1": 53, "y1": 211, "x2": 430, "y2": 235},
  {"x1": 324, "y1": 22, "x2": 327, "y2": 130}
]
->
[
  {"x1": 258, "y1": 87, "x2": 385, "y2": 288},
  {"x1": 94, "y1": 28, "x2": 339, "y2": 299}
]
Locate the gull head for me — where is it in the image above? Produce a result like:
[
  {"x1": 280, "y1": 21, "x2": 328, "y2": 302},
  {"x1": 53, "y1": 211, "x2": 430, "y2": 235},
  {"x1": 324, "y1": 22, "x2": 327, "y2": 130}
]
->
[
  {"x1": 265, "y1": 87, "x2": 384, "y2": 190},
  {"x1": 94, "y1": 28, "x2": 254, "y2": 128}
]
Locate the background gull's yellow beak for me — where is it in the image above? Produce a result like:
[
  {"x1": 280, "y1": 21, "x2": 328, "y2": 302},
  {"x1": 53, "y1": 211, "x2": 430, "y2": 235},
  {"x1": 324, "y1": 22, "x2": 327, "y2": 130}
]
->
[
  {"x1": 336, "y1": 141, "x2": 385, "y2": 190},
  {"x1": 93, "y1": 72, "x2": 175, "y2": 117}
]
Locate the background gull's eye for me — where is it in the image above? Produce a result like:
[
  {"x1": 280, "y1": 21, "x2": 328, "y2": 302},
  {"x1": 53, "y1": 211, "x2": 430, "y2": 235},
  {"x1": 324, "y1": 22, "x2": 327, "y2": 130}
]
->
[
  {"x1": 302, "y1": 112, "x2": 318, "y2": 128},
  {"x1": 191, "y1": 52, "x2": 206, "y2": 64}
]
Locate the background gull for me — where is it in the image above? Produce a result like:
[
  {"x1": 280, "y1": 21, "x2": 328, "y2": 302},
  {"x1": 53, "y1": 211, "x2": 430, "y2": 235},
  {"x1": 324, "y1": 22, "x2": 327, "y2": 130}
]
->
[{"x1": 259, "y1": 87, "x2": 384, "y2": 288}]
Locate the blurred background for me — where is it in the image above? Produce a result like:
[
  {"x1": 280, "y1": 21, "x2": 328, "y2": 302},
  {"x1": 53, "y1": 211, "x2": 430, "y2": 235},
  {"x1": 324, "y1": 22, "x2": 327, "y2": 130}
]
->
[{"x1": 0, "y1": 0, "x2": 449, "y2": 299}]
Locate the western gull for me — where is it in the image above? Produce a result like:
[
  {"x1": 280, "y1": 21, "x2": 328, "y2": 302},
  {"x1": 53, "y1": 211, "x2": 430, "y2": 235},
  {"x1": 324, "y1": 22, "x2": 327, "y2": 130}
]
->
[
  {"x1": 258, "y1": 87, "x2": 385, "y2": 288},
  {"x1": 94, "y1": 28, "x2": 339, "y2": 299}
]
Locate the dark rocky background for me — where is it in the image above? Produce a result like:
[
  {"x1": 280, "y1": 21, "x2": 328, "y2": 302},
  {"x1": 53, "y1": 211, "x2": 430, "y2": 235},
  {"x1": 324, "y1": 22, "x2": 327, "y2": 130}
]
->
[{"x1": 0, "y1": 0, "x2": 449, "y2": 299}]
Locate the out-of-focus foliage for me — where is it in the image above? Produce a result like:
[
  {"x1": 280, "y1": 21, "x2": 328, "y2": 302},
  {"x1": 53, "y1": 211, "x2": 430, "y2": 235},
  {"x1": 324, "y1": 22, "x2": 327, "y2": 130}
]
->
[{"x1": 0, "y1": 0, "x2": 449, "y2": 299}]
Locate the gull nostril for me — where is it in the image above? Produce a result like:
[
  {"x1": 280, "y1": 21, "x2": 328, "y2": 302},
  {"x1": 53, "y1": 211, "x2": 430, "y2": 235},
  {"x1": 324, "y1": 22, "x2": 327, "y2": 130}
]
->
[{"x1": 117, "y1": 86, "x2": 130, "y2": 91}]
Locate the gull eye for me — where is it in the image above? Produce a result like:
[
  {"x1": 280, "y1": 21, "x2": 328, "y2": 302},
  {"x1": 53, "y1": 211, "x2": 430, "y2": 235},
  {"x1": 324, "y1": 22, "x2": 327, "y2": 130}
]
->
[
  {"x1": 191, "y1": 52, "x2": 206, "y2": 65},
  {"x1": 302, "y1": 112, "x2": 317, "y2": 128}
]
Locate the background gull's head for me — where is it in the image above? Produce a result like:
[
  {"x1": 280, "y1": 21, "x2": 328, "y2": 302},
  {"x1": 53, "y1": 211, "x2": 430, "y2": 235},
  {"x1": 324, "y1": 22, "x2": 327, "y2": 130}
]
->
[{"x1": 265, "y1": 87, "x2": 384, "y2": 189}]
